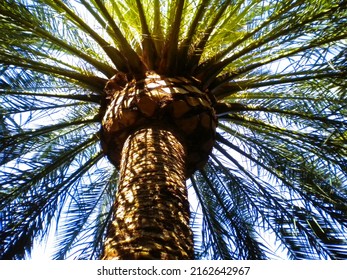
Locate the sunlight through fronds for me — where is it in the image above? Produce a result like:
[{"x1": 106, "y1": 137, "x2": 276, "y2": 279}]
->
[{"x1": 1, "y1": 0, "x2": 346, "y2": 259}]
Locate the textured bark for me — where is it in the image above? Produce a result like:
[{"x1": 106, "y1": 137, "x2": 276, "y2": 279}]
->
[
  {"x1": 100, "y1": 72, "x2": 216, "y2": 177},
  {"x1": 102, "y1": 126, "x2": 194, "y2": 259},
  {"x1": 100, "y1": 71, "x2": 217, "y2": 260}
]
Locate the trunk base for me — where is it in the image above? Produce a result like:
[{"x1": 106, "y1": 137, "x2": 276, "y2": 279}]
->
[{"x1": 102, "y1": 126, "x2": 194, "y2": 260}]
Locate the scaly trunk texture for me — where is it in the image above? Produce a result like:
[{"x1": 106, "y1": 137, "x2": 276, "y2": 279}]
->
[
  {"x1": 102, "y1": 126, "x2": 193, "y2": 259},
  {"x1": 100, "y1": 71, "x2": 216, "y2": 259}
]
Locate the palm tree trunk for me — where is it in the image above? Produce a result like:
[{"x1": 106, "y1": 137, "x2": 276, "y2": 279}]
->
[{"x1": 102, "y1": 125, "x2": 194, "y2": 259}]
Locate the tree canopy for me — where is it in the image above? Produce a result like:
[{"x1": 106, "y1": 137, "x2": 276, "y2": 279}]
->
[{"x1": 0, "y1": 0, "x2": 347, "y2": 259}]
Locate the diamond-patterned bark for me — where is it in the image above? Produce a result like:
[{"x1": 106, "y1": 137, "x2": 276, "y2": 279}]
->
[
  {"x1": 102, "y1": 127, "x2": 193, "y2": 259},
  {"x1": 101, "y1": 71, "x2": 216, "y2": 176}
]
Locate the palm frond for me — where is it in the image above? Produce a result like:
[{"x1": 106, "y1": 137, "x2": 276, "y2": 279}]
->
[
  {"x1": 1, "y1": 0, "x2": 346, "y2": 259},
  {"x1": 191, "y1": 164, "x2": 269, "y2": 259}
]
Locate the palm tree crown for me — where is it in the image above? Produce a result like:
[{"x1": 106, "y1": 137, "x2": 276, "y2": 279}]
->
[{"x1": 1, "y1": 0, "x2": 347, "y2": 259}]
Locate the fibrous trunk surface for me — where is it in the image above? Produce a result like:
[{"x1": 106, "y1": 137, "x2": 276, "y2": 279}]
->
[
  {"x1": 102, "y1": 126, "x2": 194, "y2": 259},
  {"x1": 100, "y1": 71, "x2": 217, "y2": 259},
  {"x1": 100, "y1": 71, "x2": 216, "y2": 177}
]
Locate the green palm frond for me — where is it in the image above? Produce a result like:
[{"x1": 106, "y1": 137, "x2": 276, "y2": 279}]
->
[
  {"x1": 1, "y1": 0, "x2": 347, "y2": 259},
  {"x1": 192, "y1": 164, "x2": 270, "y2": 259}
]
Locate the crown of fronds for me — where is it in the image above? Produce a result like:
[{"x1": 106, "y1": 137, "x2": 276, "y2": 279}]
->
[{"x1": 0, "y1": 0, "x2": 347, "y2": 260}]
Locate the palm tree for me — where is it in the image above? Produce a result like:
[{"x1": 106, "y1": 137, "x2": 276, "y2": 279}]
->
[{"x1": 1, "y1": 0, "x2": 346, "y2": 260}]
